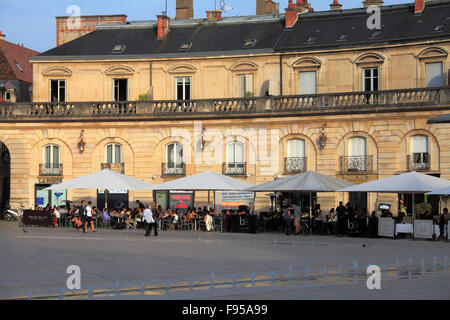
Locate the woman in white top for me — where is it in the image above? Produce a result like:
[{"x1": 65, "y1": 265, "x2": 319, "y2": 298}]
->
[
  {"x1": 205, "y1": 211, "x2": 214, "y2": 232},
  {"x1": 84, "y1": 201, "x2": 96, "y2": 233}
]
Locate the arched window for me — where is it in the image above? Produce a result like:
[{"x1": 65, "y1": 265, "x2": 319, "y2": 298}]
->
[
  {"x1": 42, "y1": 144, "x2": 61, "y2": 175},
  {"x1": 167, "y1": 143, "x2": 183, "y2": 165},
  {"x1": 225, "y1": 141, "x2": 245, "y2": 175},
  {"x1": 348, "y1": 137, "x2": 367, "y2": 171},
  {"x1": 105, "y1": 143, "x2": 122, "y2": 164},
  {"x1": 286, "y1": 139, "x2": 306, "y2": 173},
  {"x1": 410, "y1": 135, "x2": 429, "y2": 170},
  {"x1": 43, "y1": 144, "x2": 60, "y2": 166}
]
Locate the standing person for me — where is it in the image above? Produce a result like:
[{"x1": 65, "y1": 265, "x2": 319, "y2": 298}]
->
[
  {"x1": 336, "y1": 201, "x2": 347, "y2": 236},
  {"x1": 292, "y1": 203, "x2": 301, "y2": 235},
  {"x1": 439, "y1": 208, "x2": 449, "y2": 240},
  {"x1": 84, "y1": 201, "x2": 96, "y2": 233},
  {"x1": 80, "y1": 200, "x2": 87, "y2": 233},
  {"x1": 283, "y1": 206, "x2": 292, "y2": 235},
  {"x1": 143, "y1": 204, "x2": 157, "y2": 237}
]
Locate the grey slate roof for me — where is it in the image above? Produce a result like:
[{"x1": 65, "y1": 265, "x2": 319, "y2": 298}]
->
[{"x1": 32, "y1": 1, "x2": 450, "y2": 61}]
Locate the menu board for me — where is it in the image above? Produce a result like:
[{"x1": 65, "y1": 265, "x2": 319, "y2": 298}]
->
[
  {"x1": 215, "y1": 191, "x2": 255, "y2": 213},
  {"x1": 169, "y1": 192, "x2": 194, "y2": 213}
]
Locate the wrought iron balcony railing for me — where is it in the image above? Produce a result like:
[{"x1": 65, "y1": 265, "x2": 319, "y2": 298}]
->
[
  {"x1": 284, "y1": 157, "x2": 307, "y2": 174},
  {"x1": 101, "y1": 163, "x2": 124, "y2": 174},
  {"x1": 0, "y1": 87, "x2": 447, "y2": 120},
  {"x1": 162, "y1": 162, "x2": 186, "y2": 176},
  {"x1": 340, "y1": 156, "x2": 373, "y2": 173},
  {"x1": 39, "y1": 163, "x2": 63, "y2": 176},
  {"x1": 407, "y1": 153, "x2": 430, "y2": 171},
  {"x1": 223, "y1": 162, "x2": 247, "y2": 176}
]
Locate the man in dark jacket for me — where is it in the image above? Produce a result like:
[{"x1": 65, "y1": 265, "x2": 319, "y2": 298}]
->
[
  {"x1": 80, "y1": 200, "x2": 87, "y2": 233},
  {"x1": 336, "y1": 201, "x2": 347, "y2": 236}
]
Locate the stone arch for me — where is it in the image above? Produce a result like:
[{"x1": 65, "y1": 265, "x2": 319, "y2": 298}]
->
[
  {"x1": 29, "y1": 137, "x2": 74, "y2": 179},
  {"x1": 152, "y1": 134, "x2": 195, "y2": 177},
  {"x1": 229, "y1": 61, "x2": 258, "y2": 72},
  {"x1": 42, "y1": 66, "x2": 72, "y2": 76},
  {"x1": 91, "y1": 136, "x2": 135, "y2": 176},
  {"x1": 279, "y1": 133, "x2": 317, "y2": 173},
  {"x1": 354, "y1": 52, "x2": 385, "y2": 65},
  {"x1": 416, "y1": 46, "x2": 448, "y2": 60},
  {"x1": 336, "y1": 131, "x2": 379, "y2": 172},
  {"x1": 167, "y1": 64, "x2": 197, "y2": 74},
  {"x1": 291, "y1": 57, "x2": 322, "y2": 69},
  {"x1": 397, "y1": 129, "x2": 440, "y2": 172},
  {"x1": 104, "y1": 65, "x2": 135, "y2": 76}
]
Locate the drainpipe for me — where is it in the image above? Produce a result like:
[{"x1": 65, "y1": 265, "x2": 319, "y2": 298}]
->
[{"x1": 279, "y1": 54, "x2": 283, "y2": 96}]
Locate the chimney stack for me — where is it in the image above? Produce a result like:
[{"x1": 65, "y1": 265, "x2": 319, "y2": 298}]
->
[
  {"x1": 415, "y1": 0, "x2": 425, "y2": 14},
  {"x1": 330, "y1": 0, "x2": 342, "y2": 11},
  {"x1": 0, "y1": 31, "x2": 5, "y2": 41},
  {"x1": 363, "y1": 0, "x2": 383, "y2": 8},
  {"x1": 257, "y1": 0, "x2": 276, "y2": 15},
  {"x1": 206, "y1": 10, "x2": 222, "y2": 21},
  {"x1": 176, "y1": 0, "x2": 194, "y2": 20},
  {"x1": 157, "y1": 14, "x2": 170, "y2": 39},
  {"x1": 285, "y1": 0, "x2": 312, "y2": 28}
]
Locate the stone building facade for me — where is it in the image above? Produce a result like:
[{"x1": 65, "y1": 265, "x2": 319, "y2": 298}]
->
[{"x1": 1, "y1": 0, "x2": 450, "y2": 214}]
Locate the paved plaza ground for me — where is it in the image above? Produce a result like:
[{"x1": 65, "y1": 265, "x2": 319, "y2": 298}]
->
[{"x1": 0, "y1": 221, "x2": 448, "y2": 300}]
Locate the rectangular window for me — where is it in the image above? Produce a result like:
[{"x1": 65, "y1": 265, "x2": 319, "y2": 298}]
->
[
  {"x1": 5, "y1": 92, "x2": 11, "y2": 101},
  {"x1": 426, "y1": 62, "x2": 443, "y2": 87},
  {"x1": 114, "y1": 79, "x2": 128, "y2": 101},
  {"x1": 50, "y1": 80, "x2": 66, "y2": 102},
  {"x1": 237, "y1": 74, "x2": 254, "y2": 97},
  {"x1": 175, "y1": 77, "x2": 191, "y2": 100},
  {"x1": 299, "y1": 71, "x2": 316, "y2": 95},
  {"x1": 362, "y1": 68, "x2": 379, "y2": 91}
]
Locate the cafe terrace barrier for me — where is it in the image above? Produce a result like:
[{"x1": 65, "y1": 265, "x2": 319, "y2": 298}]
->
[{"x1": 22, "y1": 210, "x2": 52, "y2": 227}]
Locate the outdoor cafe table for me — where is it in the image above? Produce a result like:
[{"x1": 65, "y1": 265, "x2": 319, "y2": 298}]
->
[{"x1": 395, "y1": 223, "x2": 413, "y2": 236}]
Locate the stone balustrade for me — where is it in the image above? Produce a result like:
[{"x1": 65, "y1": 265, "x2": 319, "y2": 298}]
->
[{"x1": 1, "y1": 87, "x2": 448, "y2": 121}]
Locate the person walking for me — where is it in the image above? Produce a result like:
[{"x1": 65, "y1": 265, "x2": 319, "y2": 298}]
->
[
  {"x1": 84, "y1": 201, "x2": 96, "y2": 233},
  {"x1": 143, "y1": 204, "x2": 157, "y2": 237}
]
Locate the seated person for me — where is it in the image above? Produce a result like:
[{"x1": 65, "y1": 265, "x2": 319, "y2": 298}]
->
[
  {"x1": 328, "y1": 209, "x2": 338, "y2": 234},
  {"x1": 102, "y1": 209, "x2": 110, "y2": 222}
]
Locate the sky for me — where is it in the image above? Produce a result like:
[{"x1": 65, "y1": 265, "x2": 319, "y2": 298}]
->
[{"x1": 0, "y1": 0, "x2": 411, "y2": 52}]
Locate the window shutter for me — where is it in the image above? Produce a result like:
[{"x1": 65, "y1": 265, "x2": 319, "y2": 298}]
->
[
  {"x1": 106, "y1": 145, "x2": 113, "y2": 163},
  {"x1": 349, "y1": 137, "x2": 366, "y2": 156},
  {"x1": 236, "y1": 142, "x2": 244, "y2": 163},
  {"x1": 227, "y1": 143, "x2": 235, "y2": 163},
  {"x1": 299, "y1": 71, "x2": 316, "y2": 95},
  {"x1": 426, "y1": 62, "x2": 443, "y2": 87},
  {"x1": 246, "y1": 74, "x2": 254, "y2": 95},
  {"x1": 288, "y1": 139, "x2": 305, "y2": 158},
  {"x1": 114, "y1": 145, "x2": 121, "y2": 163},
  {"x1": 53, "y1": 146, "x2": 60, "y2": 165},
  {"x1": 411, "y1": 135, "x2": 428, "y2": 153}
]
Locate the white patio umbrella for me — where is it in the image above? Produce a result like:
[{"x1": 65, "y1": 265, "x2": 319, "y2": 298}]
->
[
  {"x1": 44, "y1": 169, "x2": 155, "y2": 208},
  {"x1": 338, "y1": 171, "x2": 450, "y2": 219},
  {"x1": 246, "y1": 171, "x2": 355, "y2": 220},
  {"x1": 154, "y1": 171, "x2": 255, "y2": 208},
  {"x1": 427, "y1": 186, "x2": 450, "y2": 195}
]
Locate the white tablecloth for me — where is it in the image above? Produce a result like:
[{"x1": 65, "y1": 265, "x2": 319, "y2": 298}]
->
[{"x1": 395, "y1": 223, "x2": 413, "y2": 235}]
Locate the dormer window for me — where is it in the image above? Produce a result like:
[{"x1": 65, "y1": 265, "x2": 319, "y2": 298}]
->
[
  {"x1": 370, "y1": 31, "x2": 381, "y2": 38},
  {"x1": 179, "y1": 42, "x2": 192, "y2": 50},
  {"x1": 338, "y1": 34, "x2": 350, "y2": 41},
  {"x1": 433, "y1": 24, "x2": 445, "y2": 32},
  {"x1": 112, "y1": 44, "x2": 126, "y2": 54},
  {"x1": 306, "y1": 36, "x2": 317, "y2": 43},
  {"x1": 242, "y1": 39, "x2": 256, "y2": 48},
  {"x1": 15, "y1": 61, "x2": 23, "y2": 73}
]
